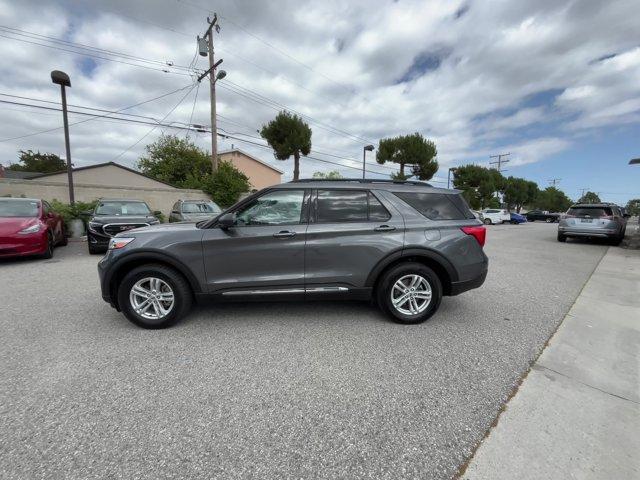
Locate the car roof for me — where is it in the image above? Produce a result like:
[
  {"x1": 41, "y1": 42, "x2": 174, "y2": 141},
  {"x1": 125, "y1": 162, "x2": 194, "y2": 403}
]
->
[
  {"x1": 571, "y1": 203, "x2": 616, "y2": 208},
  {"x1": 98, "y1": 198, "x2": 148, "y2": 203},
  {"x1": 180, "y1": 199, "x2": 212, "y2": 203},
  {"x1": 278, "y1": 178, "x2": 458, "y2": 194}
]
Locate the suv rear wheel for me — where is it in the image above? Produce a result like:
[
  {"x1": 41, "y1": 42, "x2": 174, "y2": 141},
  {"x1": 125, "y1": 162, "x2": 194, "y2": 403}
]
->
[
  {"x1": 118, "y1": 264, "x2": 192, "y2": 329},
  {"x1": 377, "y1": 262, "x2": 442, "y2": 324}
]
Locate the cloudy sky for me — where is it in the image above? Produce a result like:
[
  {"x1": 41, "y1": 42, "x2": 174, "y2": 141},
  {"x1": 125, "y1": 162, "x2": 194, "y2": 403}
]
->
[{"x1": 1, "y1": 0, "x2": 639, "y2": 203}]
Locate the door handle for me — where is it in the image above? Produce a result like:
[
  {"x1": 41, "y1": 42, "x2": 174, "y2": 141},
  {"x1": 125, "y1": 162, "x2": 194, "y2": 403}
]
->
[
  {"x1": 374, "y1": 225, "x2": 396, "y2": 232},
  {"x1": 273, "y1": 230, "x2": 296, "y2": 238}
]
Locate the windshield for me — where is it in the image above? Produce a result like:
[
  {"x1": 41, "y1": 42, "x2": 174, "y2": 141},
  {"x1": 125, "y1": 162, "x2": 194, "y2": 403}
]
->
[
  {"x1": 95, "y1": 201, "x2": 151, "y2": 216},
  {"x1": 0, "y1": 199, "x2": 39, "y2": 217},
  {"x1": 182, "y1": 201, "x2": 221, "y2": 214}
]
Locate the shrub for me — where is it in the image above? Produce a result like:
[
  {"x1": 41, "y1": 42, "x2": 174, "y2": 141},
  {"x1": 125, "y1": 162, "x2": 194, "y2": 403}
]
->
[
  {"x1": 200, "y1": 161, "x2": 251, "y2": 208},
  {"x1": 49, "y1": 199, "x2": 98, "y2": 230}
]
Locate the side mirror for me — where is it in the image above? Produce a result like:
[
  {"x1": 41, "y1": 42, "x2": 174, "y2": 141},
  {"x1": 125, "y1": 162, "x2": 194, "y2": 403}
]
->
[{"x1": 218, "y1": 212, "x2": 236, "y2": 229}]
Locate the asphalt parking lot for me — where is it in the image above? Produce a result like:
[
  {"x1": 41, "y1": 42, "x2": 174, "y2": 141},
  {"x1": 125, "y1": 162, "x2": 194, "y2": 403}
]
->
[{"x1": 0, "y1": 222, "x2": 611, "y2": 480}]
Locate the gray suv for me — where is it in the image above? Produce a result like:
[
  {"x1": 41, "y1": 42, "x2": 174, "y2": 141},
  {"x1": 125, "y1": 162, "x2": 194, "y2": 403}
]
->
[
  {"x1": 98, "y1": 179, "x2": 488, "y2": 329},
  {"x1": 558, "y1": 203, "x2": 628, "y2": 244}
]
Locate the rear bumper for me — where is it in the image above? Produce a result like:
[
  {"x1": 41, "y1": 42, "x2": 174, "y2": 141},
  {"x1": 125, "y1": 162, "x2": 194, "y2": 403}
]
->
[
  {"x1": 449, "y1": 265, "x2": 488, "y2": 295},
  {"x1": 558, "y1": 227, "x2": 618, "y2": 238}
]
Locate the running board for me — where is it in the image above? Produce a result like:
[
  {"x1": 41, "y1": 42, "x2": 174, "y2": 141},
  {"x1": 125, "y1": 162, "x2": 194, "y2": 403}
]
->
[{"x1": 221, "y1": 286, "x2": 348, "y2": 296}]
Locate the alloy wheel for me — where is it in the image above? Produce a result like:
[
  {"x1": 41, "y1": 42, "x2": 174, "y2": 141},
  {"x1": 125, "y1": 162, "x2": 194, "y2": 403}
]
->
[
  {"x1": 390, "y1": 274, "x2": 432, "y2": 316},
  {"x1": 129, "y1": 277, "x2": 175, "y2": 320}
]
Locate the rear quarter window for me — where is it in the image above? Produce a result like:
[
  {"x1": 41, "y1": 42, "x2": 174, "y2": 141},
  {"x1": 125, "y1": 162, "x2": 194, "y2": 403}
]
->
[{"x1": 394, "y1": 192, "x2": 474, "y2": 220}]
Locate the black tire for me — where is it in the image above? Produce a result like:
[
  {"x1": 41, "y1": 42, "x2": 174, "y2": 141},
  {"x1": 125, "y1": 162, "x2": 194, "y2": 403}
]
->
[
  {"x1": 483, "y1": 218, "x2": 492, "y2": 225},
  {"x1": 557, "y1": 232, "x2": 567, "y2": 242},
  {"x1": 510, "y1": 220, "x2": 517, "y2": 225},
  {"x1": 376, "y1": 262, "x2": 442, "y2": 325},
  {"x1": 609, "y1": 234, "x2": 623, "y2": 246},
  {"x1": 59, "y1": 228, "x2": 68, "y2": 246},
  {"x1": 117, "y1": 263, "x2": 193, "y2": 329},
  {"x1": 528, "y1": 218, "x2": 534, "y2": 222},
  {"x1": 42, "y1": 232, "x2": 54, "y2": 259},
  {"x1": 545, "y1": 217, "x2": 553, "y2": 223}
]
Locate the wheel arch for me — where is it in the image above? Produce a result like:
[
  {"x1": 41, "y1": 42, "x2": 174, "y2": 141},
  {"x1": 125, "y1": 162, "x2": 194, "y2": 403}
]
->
[{"x1": 366, "y1": 248, "x2": 458, "y2": 296}]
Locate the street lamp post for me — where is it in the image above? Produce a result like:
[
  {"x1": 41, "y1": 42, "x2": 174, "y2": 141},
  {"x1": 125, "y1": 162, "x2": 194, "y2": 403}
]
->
[
  {"x1": 447, "y1": 167, "x2": 457, "y2": 189},
  {"x1": 362, "y1": 145, "x2": 374, "y2": 179},
  {"x1": 51, "y1": 70, "x2": 74, "y2": 204}
]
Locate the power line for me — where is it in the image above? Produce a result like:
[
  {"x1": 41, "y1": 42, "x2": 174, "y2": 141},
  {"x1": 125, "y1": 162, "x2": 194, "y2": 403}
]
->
[{"x1": 0, "y1": 84, "x2": 195, "y2": 142}]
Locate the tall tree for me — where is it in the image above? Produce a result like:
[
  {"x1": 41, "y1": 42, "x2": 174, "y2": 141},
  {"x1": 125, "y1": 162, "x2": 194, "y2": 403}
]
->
[
  {"x1": 578, "y1": 191, "x2": 601, "y2": 204},
  {"x1": 260, "y1": 111, "x2": 312, "y2": 181},
  {"x1": 625, "y1": 199, "x2": 640, "y2": 216},
  {"x1": 502, "y1": 176, "x2": 539, "y2": 212},
  {"x1": 376, "y1": 132, "x2": 438, "y2": 181},
  {"x1": 8, "y1": 150, "x2": 66, "y2": 173},
  {"x1": 137, "y1": 134, "x2": 211, "y2": 187},
  {"x1": 452, "y1": 164, "x2": 504, "y2": 209},
  {"x1": 535, "y1": 186, "x2": 572, "y2": 212},
  {"x1": 312, "y1": 170, "x2": 343, "y2": 179}
]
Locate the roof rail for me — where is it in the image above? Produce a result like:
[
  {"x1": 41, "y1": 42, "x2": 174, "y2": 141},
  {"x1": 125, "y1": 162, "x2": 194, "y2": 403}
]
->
[{"x1": 289, "y1": 178, "x2": 433, "y2": 187}]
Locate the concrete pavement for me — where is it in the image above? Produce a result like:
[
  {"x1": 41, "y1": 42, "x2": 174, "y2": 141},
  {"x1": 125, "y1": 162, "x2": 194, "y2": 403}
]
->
[{"x1": 463, "y1": 247, "x2": 640, "y2": 480}]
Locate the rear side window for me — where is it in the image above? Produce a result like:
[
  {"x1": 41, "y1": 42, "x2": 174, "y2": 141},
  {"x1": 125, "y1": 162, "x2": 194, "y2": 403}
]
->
[
  {"x1": 395, "y1": 192, "x2": 474, "y2": 220},
  {"x1": 316, "y1": 190, "x2": 391, "y2": 222},
  {"x1": 568, "y1": 207, "x2": 612, "y2": 217}
]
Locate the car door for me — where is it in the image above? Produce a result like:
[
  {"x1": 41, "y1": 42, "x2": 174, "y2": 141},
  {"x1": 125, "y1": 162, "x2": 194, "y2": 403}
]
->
[
  {"x1": 42, "y1": 201, "x2": 62, "y2": 242},
  {"x1": 304, "y1": 189, "x2": 404, "y2": 290},
  {"x1": 201, "y1": 188, "x2": 309, "y2": 294}
]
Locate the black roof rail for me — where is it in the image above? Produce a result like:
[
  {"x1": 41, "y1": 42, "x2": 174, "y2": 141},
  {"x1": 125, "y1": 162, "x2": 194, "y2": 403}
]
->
[{"x1": 289, "y1": 178, "x2": 433, "y2": 187}]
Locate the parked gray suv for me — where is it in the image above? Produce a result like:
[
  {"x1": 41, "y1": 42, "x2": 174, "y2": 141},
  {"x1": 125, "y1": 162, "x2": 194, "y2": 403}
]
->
[
  {"x1": 98, "y1": 179, "x2": 488, "y2": 329},
  {"x1": 558, "y1": 203, "x2": 629, "y2": 244}
]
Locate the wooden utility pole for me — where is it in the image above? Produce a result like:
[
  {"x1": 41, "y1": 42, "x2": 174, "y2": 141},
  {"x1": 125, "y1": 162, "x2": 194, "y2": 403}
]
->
[{"x1": 200, "y1": 14, "x2": 221, "y2": 172}]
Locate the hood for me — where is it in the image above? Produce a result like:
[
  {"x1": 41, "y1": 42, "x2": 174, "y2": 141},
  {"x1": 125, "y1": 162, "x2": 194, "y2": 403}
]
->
[
  {"x1": 0, "y1": 217, "x2": 40, "y2": 235},
  {"x1": 181, "y1": 213, "x2": 218, "y2": 222},
  {"x1": 90, "y1": 214, "x2": 158, "y2": 225},
  {"x1": 116, "y1": 221, "x2": 200, "y2": 236}
]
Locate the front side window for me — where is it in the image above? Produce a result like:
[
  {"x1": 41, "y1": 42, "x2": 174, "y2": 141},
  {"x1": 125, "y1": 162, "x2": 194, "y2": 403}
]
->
[
  {"x1": 0, "y1": 199, "x2": 39, "y2": 217},
  {"x1": 236, "y1": 190, "x2": 305, "y2": 226},
  {"x1": 395, "y1": 192, "x2": 473, "y2": 220},
  {"x1": 95, "y1": 201, "x2": 151, "y2": 216}
]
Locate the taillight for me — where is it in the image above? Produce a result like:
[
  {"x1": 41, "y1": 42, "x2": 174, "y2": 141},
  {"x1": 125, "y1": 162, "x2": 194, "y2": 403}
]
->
[{"x1": 461, "y1": 226, "x2": 486, "y2": 247}]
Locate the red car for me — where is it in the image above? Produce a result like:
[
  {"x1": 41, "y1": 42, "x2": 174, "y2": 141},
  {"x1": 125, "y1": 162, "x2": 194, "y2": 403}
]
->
[{"x1": 0, "y1": 198, "x2": 67, "y2": 259}]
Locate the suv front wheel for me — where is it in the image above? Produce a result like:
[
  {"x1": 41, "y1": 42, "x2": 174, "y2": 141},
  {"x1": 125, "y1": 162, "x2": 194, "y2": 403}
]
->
[
  {"x1": 118, "y1": 264, "x2": 193, "y2": 329},
  {"x1": 377, "y1": 262, "x2": 442, "y2": 324}
]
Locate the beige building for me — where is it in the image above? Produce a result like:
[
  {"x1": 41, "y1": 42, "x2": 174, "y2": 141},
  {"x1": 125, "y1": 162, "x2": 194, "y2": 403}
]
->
[
  {"x1": 0, "y1": 162, "x2": 208, "y2": 216},
  {"x1": 219, "y1": 148, "x2": 283, "y2": 190}
]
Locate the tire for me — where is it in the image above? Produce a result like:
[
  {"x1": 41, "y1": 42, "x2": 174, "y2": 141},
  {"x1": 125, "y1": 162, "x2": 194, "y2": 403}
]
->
[
  {"x1": 510, "y1": 220, "x2": 517, "y2": 225},
  {"x1": 483, "y1": 218, "x2": 492, "y2": 225},
  {"x1": 117, "y1": 264, "x2": 193, "y2": 329},
  {"x1": 42, "y1": 232, "x2": 54, "y2": 259},
  {"x1": 528, "y1": 218, "x2": 534, "y2": 222},
  {"x1": 545, "y1": 217, "x2": 553, "y2": 223},
  {"x1": 557, "y1": 232, "x2": 567, "y2": 242},
  {"x1": 609, "y1": 234, "x2": 623, "y2": 246},
  {"x1": 59, "y1": 228, "x2": 68, "y2": 246},
  {"x1": 376, "y1": 262, "x2": 442, "y2": 325}
]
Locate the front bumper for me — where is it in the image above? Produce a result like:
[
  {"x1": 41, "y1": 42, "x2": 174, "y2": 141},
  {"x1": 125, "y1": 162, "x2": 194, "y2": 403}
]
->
[
  {"x1": 97, "y1": 252, "x2": 119, "y2": 308},
  {"x1": 0, "y1": 232, "x2": 47, "y2": 258}
]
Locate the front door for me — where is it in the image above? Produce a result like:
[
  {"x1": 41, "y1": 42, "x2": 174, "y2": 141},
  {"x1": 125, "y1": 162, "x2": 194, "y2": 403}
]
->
[{"x1": 201, "y1": 189, "x2": 309, "y2": 293}]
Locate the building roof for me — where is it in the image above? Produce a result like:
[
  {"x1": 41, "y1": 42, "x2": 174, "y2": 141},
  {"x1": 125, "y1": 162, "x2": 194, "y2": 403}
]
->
[
  {"x1": 28, "y1": 161, "x2": 177, "y2": 188},
  {"x1": 218, "y1": 148, "x2": 285, "y2": 174},
  {"x1": 1, "y1": 170, "x2": 44, "y2": 179}
]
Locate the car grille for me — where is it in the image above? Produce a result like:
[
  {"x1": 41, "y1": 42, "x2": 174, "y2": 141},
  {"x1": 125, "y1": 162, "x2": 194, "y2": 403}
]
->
[{"x1": 102, "y1": 223, "x2": 148, "y2": 237}]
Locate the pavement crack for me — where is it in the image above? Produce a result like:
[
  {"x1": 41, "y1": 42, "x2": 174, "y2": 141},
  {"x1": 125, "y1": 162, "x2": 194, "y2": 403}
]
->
[{"x1": 534, "y1": 364, "x2": 640, "y2": 405}]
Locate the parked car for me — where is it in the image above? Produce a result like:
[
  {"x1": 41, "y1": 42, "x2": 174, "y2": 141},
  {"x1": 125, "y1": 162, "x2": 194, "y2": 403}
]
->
[
  {"x1": 558, "y1": 203, "x2": 629, "y2": 245},
  {"x1": 471, "y1": 210, "x2": 485, "y2": 222},
  {"x1": 98, "y1": 179, "x2": 489, "y2": 329},
  {"x1": 87, "y1": 199, "x2": 160, "y2": 254},
  {"x1": 509, "y1": 212, "x2": 527, "y2": 224},
  {"x1": 481, "y1": 208, "x2": 510, "y2": 225},
  {"x1": 169, "y1": 199, "x2": 222, "y2": 223},
  {"x1": 524, "y1": 210, "x2": 559, "y2": 223},
  {"x1": 0, "y1": 198, "x2": 67, "y2": 259}
]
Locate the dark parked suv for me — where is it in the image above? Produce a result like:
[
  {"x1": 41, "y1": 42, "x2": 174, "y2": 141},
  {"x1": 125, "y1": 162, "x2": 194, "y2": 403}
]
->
[{"x1": 98, "y1": 180, "x2": 488, "y2": 328}]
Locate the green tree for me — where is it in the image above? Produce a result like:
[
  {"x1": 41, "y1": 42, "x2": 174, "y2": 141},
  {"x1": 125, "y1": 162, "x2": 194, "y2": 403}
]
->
[
  {"x1": 452, "y1": 164, "x2": 504, "y2": 209},
  {"x1": 312, "y1": 170, "x2": 343, "y2": 179},
  {"x1": 535, "y1": 186, "x2": 572, "y2": 212},
  {"x1": 8, "y1": 150, "x2": 66, "y2": 173},
  {"x1": 376, "y1": 132, "x2": 438, "y2": 181},
  {"x1": 260, "y1": 111, "x2": 312, "y2": 181},
  {"x1": 137, "y1": 134, "x2": 211, "y2": 187},
  {"x1": 200, "y1": 161, "x2": 251, "y2": 208},
  {"x1": 577, "y1": 191, "x2": 601, "y2": 204},
  {"x1": 625, "y1": 199, "x2": 640, "y2": 216},
  {"x1": 502, "y1": 177, "x2": 539, "y2": 213}
]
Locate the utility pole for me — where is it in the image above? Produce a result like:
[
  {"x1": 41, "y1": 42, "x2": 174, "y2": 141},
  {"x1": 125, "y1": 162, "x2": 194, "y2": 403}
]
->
[
  {"x1": 579, "y1": 188, "x2": 588, "y2": 198},
  {"x1": 198, "y1": 14, "x2": 222, "y2": 172},
  {"x1": 489, "y1": 152, "x2": 511, "y2": 173},
  {"x1": 548, "y1": 178, "x2": 561, "y2": 187}
]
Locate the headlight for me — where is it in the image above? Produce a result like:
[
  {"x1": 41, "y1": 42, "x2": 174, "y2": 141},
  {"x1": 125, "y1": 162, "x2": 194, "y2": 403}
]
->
[
  {"x1": 88, "y1": 221, "x2": 102, "y2": 232},
  {"x1": 18, "y1": 223, "x2": 42, "y2": 234},
  {"x1": 108, "y1": 237, "x2": 135, "y2": 250}
]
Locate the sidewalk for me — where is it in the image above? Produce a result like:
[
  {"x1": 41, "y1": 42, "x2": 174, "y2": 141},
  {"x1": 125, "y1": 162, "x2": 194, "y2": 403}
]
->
[{"x1": 462, "y1": 247, "x2": 640, "y2": 480}]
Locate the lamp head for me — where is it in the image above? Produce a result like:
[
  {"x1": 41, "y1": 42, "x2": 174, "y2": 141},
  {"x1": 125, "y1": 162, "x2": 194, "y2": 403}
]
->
[
  {"x1": 216, "y1": 70, "x2": 227, "y2": 81},
  {"x1": 51, "y1": 70, "x2": 71, "y2": 87},
  {"x1": 364, "y1": 144, "x2": 374, "y2": 152}
]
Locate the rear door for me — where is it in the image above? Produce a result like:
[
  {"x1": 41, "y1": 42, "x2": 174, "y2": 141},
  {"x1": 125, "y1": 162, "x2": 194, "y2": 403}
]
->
[
  {"x1": 201, "y1": 188, "x2": 309, "y2": 293},
  {"x1": 304, "y1": 189, "x2": 404, "y2": 289}
]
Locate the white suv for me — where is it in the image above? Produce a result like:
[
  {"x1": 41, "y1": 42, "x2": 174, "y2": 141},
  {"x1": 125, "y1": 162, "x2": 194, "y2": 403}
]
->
[{"x1": 481, "y1": 208, "x2": 510, "y2": 225}]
